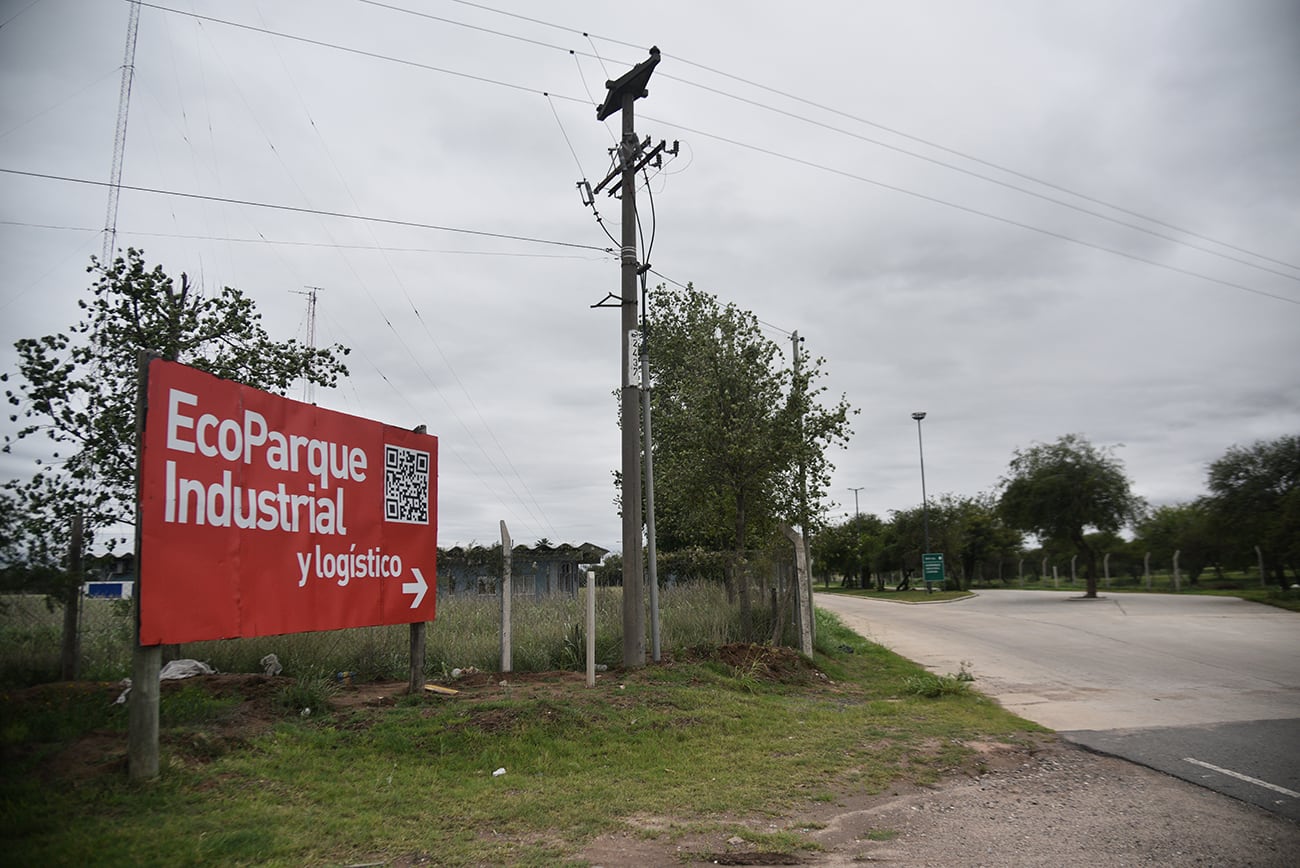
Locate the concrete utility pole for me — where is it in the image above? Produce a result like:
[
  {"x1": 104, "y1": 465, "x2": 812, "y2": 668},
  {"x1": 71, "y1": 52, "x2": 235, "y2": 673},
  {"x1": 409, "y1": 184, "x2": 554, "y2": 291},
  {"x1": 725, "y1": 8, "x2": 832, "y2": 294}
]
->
[
  {"x1": 790, "y1": 331, "x2": 814, "y2": 641},
  {"x1": 597, "y1": 47, "x2": 660, "y2": 668},
  {"x1": 129, "y1": 352, "x2": 160, "y2": 781},
  {"x1": 500, "y1": 521, "x2": 512, "y2": 673},
  {"x1": 641, "y1": 276, "x2": 661, "y2": 662}
]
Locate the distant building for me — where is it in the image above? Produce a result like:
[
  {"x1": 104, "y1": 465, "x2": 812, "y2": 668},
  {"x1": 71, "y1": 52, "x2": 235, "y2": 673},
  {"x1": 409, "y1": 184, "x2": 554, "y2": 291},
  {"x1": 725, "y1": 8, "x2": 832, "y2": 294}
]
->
[
  {"x1": 89, "y1": 552, "x2": 136, "y2": 583},
  {"x1": 438, "y1": 542, "x2": 609, "y2": 596}
]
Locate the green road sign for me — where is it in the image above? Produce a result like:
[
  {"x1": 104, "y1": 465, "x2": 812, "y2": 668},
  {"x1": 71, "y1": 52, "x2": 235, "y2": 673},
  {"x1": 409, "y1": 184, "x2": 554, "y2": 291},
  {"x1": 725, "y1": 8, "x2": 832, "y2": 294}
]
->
[{"x1": 922, "y1": 552, "x2": 945, "y2": 584}]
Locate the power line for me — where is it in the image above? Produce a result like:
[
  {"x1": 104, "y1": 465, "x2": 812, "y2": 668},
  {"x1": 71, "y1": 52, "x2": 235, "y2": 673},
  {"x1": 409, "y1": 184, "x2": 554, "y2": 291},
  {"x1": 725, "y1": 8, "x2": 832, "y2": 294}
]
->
[
  {"x1": 140, "y1": 1, "x2": 1295, "y2": 294},
  {"x1": 654, "y1": 75, "x2": 1300, "y2": 285},
  {"x1": 636, "y1": 118, "x2": 1300, "y2": 307},
  {"x1": 0, "y1": 168, "x2": 613, "y2": 253},
  {"x1": 358, "y1": 0, "x2": 576, "y2": 57},
  {"x1": 316, "y1": 307, "x2": 553, "y2": 543},
  {"x1": 438, "y1": 0, "x2": 1299, "y2": 275},
  {"x1": 0, "y1": 221, "x2": 602, "y2": 258},
  {"x1": 546, "y1": 93, "x2": 588, "y2": 180},
  {"x1": 646, "y1": 268, "x2": 794, "y2": 337},
  {"x1": 136, "y1": 2, "x2": 591, "y2": 107},
  {"x1": 649, "y1": 63, "x2": 1300, "y2": 275},
  {"x1": 0, "y1": 0, "x2": 43, "y2": 31},
  {"x1": 232, "y1": 15, "x2": 572, "y2": 542}
]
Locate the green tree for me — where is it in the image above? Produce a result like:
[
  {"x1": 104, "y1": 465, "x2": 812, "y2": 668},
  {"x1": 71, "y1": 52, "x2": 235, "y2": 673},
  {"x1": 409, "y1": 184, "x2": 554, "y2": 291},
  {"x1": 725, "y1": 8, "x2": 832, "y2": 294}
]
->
[
  {"x1": 3, "y1": 249, "x2": 350, "y2": 582},
  {"x1": 1134, "y1": 502, "x2": 1217, "y2": 585},
  {"x1": 812, "y1": 512, "x2": 884, "y2": 588},
  {"x1": 878, "y1": 495, "x2": 1021, "y2": 591},
  {"x1": 998, "y1": 434, "x2": 1144, "y2": 598},
  {"x1": 879, "y1": 506, "x2": 923, "y2": 585},
  {"x1": 1079, "y1": 530, "x2": 1140, "y2": 586},
  {"x1": 646, "y1": 285, "x2": 852, "y2": 551},
  {"x1": 1204, "y1": 435, "x2": 1300, "y2": 584},
  {"x1": 948, "y1": 493, "x2": 1023, "y2": 587},
  {"x1": 644, "y1": 284, "x2": 853, "y2": 619}
]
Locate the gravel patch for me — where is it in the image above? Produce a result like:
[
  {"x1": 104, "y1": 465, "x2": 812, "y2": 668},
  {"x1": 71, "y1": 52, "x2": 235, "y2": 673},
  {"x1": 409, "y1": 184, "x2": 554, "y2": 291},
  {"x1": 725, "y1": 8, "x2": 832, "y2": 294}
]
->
[{"x1": 579, "y1": 736, "x2": 1300, "y2": 867}]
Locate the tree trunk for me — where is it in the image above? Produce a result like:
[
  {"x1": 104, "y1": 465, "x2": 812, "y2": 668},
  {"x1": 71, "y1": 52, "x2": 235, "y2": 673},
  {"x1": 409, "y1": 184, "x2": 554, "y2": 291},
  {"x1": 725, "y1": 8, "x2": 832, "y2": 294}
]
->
[
  {"x1": 1075, "y1": 533, "x2": 1099, "y2": 597},
  {"x1": 734, "y1": 493, "x2": 751, "y2": 640},
  {"x1": 59, "y1": 514, "x2": 84, "y2": 681},
  {"x1": 770, "y1": 562, "x2": 796, "y2": 646}
]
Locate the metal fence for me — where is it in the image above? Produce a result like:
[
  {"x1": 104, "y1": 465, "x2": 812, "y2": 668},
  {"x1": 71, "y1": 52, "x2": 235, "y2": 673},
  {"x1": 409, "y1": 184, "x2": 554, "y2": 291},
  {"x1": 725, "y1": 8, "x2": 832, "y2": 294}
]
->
[{"x1": 1, "y1": 575, "x2": 780, "y2": 690}]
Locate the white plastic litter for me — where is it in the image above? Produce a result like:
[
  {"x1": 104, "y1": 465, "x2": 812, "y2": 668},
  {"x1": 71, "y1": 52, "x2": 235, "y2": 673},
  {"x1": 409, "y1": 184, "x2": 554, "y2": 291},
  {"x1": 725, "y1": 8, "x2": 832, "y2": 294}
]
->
[
  {"x1": 492, "y1": 767, "x2": 506, "y2": 777},
  {"x1": 114, "y1": 658, "x2": 216, "y2": 703},
  {"x1": 261, "y1": 653, "x2": 283, "y2": 676},
  {"x1": 160, "y1": 659, "x2": 216, "y2": 680}
]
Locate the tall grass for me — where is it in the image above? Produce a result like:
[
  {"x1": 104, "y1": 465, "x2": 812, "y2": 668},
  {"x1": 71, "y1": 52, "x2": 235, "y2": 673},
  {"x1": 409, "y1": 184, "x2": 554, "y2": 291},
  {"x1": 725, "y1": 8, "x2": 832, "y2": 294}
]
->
[{"x1": 1, "y1": 581, "x2": 765, "y2": 688}]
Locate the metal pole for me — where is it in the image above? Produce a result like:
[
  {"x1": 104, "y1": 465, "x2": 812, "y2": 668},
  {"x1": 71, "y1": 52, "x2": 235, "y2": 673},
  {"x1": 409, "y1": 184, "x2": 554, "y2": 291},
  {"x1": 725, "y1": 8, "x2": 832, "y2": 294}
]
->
[
  {"x1": 912, "y1": 412, "x2": 929, "y2": 553},
  {"x1": 848, "y1": 487, "x2": 864, "y2": 588},
  {"x1": 619, "y1": 91, "x2": 645, "y2": 668}
]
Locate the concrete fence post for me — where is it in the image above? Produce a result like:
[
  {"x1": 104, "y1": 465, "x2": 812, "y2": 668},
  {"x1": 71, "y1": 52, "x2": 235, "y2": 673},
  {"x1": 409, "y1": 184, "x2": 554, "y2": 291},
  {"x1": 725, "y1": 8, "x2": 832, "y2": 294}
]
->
[{"x1": 500, "y1": 521, "x2": 512, "y2": 674}]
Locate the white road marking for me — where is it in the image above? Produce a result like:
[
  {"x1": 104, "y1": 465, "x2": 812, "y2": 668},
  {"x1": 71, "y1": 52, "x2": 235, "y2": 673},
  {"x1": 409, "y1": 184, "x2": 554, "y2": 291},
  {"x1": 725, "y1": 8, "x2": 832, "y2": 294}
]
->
[{"x1": 1183, "y1": 757, "x2": 1300, "y2": 798}]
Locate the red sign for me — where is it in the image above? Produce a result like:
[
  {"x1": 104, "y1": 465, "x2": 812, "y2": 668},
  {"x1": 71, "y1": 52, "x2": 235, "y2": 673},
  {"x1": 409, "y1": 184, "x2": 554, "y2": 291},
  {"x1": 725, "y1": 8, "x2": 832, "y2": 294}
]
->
[{"x1": 137, "y1": 359, "x2": 438, "y2": 644}]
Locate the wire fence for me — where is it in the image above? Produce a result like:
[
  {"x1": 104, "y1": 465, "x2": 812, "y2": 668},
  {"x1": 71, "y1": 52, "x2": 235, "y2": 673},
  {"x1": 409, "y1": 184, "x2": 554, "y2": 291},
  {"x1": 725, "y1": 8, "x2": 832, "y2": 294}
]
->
[{"x1": 1, "y1": 564, "x2": 804, "y2": 690}]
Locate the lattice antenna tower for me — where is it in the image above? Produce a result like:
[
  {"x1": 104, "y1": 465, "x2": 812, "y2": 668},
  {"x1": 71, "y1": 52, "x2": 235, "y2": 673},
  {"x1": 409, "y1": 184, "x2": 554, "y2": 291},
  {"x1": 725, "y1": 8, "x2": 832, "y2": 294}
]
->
[
  {"x1": 102, "y1": 0, "x2": 141, "y2": 265},
  {"x1": 291, "y1": 286, "x2": 322, "y2": 403}
]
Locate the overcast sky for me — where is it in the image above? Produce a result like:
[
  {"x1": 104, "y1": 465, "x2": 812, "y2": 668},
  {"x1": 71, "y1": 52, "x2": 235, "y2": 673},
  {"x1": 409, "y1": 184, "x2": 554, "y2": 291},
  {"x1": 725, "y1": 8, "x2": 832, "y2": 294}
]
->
[{"x1": 2, "y1": 0, "x2": 1298, "y2": 554}]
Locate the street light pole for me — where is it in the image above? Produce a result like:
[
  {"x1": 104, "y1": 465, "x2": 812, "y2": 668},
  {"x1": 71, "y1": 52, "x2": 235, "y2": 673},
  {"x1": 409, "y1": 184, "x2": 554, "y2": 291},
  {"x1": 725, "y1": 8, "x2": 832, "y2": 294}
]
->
[
  {"x1": 911, "y1": 412, "x2": 930, "y2": 555},
  {"x1": 848, "y1": 486, "x2": 865, "y2": 589}
]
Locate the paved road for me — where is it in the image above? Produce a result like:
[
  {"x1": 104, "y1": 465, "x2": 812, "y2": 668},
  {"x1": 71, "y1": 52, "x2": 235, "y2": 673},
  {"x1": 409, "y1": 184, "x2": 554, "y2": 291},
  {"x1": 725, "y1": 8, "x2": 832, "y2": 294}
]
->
[{"x1": 816, "y1": 589, "x2": 1300, "y2": 818}]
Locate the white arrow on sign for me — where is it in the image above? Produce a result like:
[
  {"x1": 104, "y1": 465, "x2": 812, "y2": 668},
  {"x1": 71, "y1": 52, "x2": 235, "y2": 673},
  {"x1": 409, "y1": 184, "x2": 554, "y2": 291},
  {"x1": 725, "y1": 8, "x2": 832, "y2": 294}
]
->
[{"x1": 403, "y1": 567, "x2": 429, "y2": 608}]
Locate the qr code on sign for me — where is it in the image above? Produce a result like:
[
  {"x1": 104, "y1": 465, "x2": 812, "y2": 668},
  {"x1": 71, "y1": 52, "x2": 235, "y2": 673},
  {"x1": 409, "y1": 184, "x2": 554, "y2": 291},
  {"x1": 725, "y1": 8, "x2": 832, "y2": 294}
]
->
[{"x1": 384, "y1": 445, "x2": 429, "y2": 524}]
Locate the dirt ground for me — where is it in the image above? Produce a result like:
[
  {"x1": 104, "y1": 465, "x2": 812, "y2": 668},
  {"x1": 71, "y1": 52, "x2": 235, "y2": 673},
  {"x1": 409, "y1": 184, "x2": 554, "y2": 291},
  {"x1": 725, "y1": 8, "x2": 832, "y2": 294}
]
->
[
  {"x1": 12, "y1": 663, "x2": 1300, "y2": 867},
  {"x1": 578, "y1": 734, "x2": 1300, "y2": 867}
]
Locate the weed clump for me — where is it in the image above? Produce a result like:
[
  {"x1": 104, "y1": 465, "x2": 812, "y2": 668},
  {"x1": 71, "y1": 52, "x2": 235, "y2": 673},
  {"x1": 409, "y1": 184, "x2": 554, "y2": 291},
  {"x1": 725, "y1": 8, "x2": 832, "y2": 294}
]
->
[{"x1": 903, "y1": 661, "x2": 975, "y2": 698}]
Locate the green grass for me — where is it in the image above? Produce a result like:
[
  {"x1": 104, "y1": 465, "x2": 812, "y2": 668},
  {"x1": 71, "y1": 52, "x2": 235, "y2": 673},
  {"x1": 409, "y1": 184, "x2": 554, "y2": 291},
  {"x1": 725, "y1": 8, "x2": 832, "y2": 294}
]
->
[
  {"x1": 822, "y1": 570, "x2": 1300, "y2": 612},
  {"x1": 0, "y1": 608, "x2": 1044, "y2": 866},
  {"x1": 0, "y1": 582, "x2": 764, "y2": 690},
  {"x1": 903, "y1": 661, "x2": 976, "y2": 698},
  {"x1": 1192, "y1": 586, "x2": 1300, "y2": 612},
  {"x1": 819, "y1": 586, "x2": 974, "y2": 603},
  {"x1": 970, "y1": 571, "x2": 1300, "y2": 612}
]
